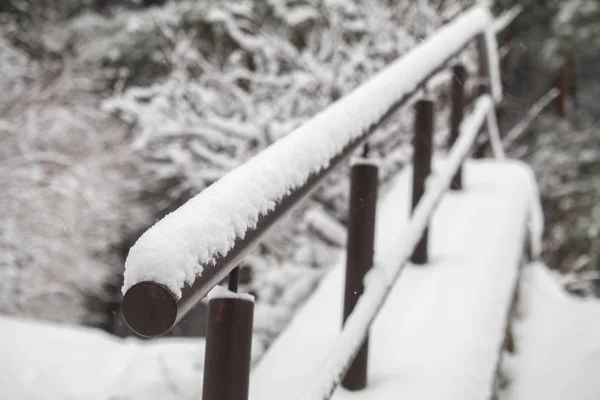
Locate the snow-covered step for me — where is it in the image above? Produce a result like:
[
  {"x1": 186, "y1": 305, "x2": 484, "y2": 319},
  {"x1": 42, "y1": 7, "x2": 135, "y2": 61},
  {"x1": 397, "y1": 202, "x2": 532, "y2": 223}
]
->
[
  {"x1": 501, "y1": 263, "x2": 600, "y2": 400},
  {"x1": 250, "y1": 159, "x2": 541, "y2": 400}
]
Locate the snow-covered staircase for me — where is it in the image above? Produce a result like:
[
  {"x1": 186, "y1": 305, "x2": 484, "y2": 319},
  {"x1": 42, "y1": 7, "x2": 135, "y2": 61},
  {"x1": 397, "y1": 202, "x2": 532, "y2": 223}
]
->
[{"x1": 251, "y1": 160, "x2": 542, "y2": 400}]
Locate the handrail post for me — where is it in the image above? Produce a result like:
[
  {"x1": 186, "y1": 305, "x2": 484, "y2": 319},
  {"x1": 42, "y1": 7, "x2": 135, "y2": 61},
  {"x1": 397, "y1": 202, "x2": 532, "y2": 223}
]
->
[
  {"x1": 202, "y1": 295, "x2": 254, "y2": 400},
  {"x1": 342, "y1": 158, "x2": 378, "y2": 390},
  {"x1": 556, "y1": 64, "x2": 567, "y2": 118},
  {"x1": 474, "y1": 33, "x2": 491, "y2": 159},
  {"x1": 476, "y1": 33, "x2": 491, "y2": 97},
  {"x1": 568, "y1": 55, "x2": 578, "y2": 110},
  {"x1": 556, "y1": 55, "x2": 577, "y2": 118},
  {"x1": 449, "y1": 64, "x2": 467, "y2": 190},
  {"x1": 411, "y1": 99, "x2": 434, "y2": 265}
]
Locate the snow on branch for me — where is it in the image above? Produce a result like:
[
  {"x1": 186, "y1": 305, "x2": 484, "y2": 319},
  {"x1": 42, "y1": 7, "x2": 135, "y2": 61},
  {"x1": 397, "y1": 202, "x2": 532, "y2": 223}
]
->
[
  {"x1": 503, "y1": 88, "x2": 560, "y2": 150},
  {"x1": 122, "y1": 5, "x2": 495, "y2": 298},
  {"x1": 304, "y1": 208, "x2": 347, "y2": 248}
]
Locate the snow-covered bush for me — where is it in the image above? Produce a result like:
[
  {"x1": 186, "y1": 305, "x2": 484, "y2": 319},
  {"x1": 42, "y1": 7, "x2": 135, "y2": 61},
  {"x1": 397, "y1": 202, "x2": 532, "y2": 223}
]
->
[
  {"x1": 544, "y1": 0, "x2": 600, "y2": 66},
  {"x1": 0, "y1": 29, "x2": 150, "y2": 325},
  {"x1": 524, "y1": 100, "x2": 600, "y2": 290},
  {"x1": 103, "y1": 0, "x2": 474, "y2": 212}
]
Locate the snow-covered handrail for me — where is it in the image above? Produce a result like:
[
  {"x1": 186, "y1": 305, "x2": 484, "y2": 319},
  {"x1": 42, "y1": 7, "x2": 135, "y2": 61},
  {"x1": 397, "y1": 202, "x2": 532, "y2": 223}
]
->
[
  {"x1": 493, "y1": 4, "x2": 523, "y2": 34},
  {"x1": 121, "y1": 4, "x2": 503, "y2": 339}
]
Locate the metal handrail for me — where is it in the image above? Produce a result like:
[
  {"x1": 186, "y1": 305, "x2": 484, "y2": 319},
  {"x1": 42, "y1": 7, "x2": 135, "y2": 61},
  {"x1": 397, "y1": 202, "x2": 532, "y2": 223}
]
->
[{"x1": 121, "y1": 5, "x2": 510, "y2": 339}]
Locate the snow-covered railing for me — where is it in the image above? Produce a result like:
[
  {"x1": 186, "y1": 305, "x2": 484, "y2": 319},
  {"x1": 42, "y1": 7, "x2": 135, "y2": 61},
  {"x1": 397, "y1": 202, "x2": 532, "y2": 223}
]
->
[
  {"x1": 298, "y1": 93, "x2": 505, "y2": 400},
  {"x1": 122, "y1": 3, "x2": 501, "y2": 338},
  {"x1": 120, "y1": 4, "x2": 526, "y2": 400}
]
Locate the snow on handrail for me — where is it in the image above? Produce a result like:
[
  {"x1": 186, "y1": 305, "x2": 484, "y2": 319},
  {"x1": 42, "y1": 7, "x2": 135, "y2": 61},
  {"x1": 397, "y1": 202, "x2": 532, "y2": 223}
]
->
[
  {"x1": 121, "y1": 4, "x2": 499, "y2": 338},
  {"x1": 486, "y1": 102, "x2": 506, "y2": 160},
  {"x1": 297, "y1": 95, "x2": 495, "y2": 400},
  {"x1": 493, "y1": 4, "x2": 523, "y2": 34}
]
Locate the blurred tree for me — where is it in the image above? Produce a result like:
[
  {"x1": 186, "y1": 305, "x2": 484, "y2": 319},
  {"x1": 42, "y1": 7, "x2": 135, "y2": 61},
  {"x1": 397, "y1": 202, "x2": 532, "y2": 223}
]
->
[
  {"x1": 547, "y1": 0, "x2": 600, "y2": 64},
  {"x1": 143, "y1": 0, "x2": 167, "y2": 6}
]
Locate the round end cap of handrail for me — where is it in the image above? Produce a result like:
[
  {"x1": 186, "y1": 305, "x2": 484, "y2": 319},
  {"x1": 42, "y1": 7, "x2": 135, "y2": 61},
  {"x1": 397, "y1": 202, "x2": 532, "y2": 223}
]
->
[{"x1": 122, "y1": 282, "x2": 178, "y2": 338}]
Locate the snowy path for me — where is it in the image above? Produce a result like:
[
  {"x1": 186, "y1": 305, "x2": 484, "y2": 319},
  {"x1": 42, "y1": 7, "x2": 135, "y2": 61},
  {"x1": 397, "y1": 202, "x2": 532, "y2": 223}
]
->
[
  {"x1": 502, "y1": 263, "x2": 600, "y2": 400},
  {"x1": 251, "y1": 159, "x2": 539, "y2": 400}
]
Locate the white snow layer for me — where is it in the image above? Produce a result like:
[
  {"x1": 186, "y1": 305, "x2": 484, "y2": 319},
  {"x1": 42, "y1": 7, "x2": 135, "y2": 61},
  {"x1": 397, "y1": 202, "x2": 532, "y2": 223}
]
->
[
  {"x1": 493, "y1": 5, "x2": 523, "y2": 34},
  {"x1": 486, "y1": 107, "x2": 506, "y2": 160},
  {"x1": 502, "y1": 262, "x2": 600, "y2": 400},
  {"x1": 304, "y1": 208, "x2": 347, "y2": 247},
  {"x1": 207, "y1": 285, "x2": 255, "y2": 301},
  {"x1": 250, "y1": 160, "x2": 541, "y2": 400},
  {"x1": 0, "y1": 316, "x2": 208, "y2": 400},
  {"x1": 485, "y1": 27, "x2": 503, "y2": 104},
  {"x1": 122, "y1": 4, "x2": 496, "y2": 298}
]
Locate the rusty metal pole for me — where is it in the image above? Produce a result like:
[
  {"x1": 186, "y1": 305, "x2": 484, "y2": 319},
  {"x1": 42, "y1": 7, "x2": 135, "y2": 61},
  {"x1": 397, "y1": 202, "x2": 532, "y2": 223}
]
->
[
  {"x1": 202, "y1": 296, "x2": 254, "y2": 400},
  {"x1": 341, "y1": 159, "x2": 379, "y2": 391},
  {"x1": 449, "y1": 64, "x2": 467, "y2": 190},
  {"x1": 411, "y1": 99, "x2": 434, "y2": 265}
]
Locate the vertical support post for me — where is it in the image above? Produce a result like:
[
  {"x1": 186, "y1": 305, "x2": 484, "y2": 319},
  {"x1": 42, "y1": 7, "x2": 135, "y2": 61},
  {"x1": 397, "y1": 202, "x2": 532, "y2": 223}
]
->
[
  {"x1": 202, "y1": 296, "x2": 254, "y2": 400},
  {"x1": 556, "y1": 63, "x2": 567, "y2": 118},
  {"x1": 474, "y1": 33, "x2": 490, "y2": 159},
  {"x1": 500, "y1": 22, "x2": 516, "y2": 76},
  {"x1": 476, "y1": 33, "x2": 491, "y2": 97},
  {"x1": 557, "y1": 55, "x2": 577, "y2": 118},
  {"x1": 528, "y1": 52, "x2": 540, "y2": 107},
  {"x1": 411, "y1": 99, "x2": 434, "y2": 265},
  {"x1": 342, "y1": 159, "x2": 378, "y2": 391},
  {"x1": 568, "y1": 54, "x2": 578, "y2": 109},
  {"x1": 475, "y1": 33, "x2": 491, "y2": 96},
  {"x1": 228, "y1": 267, "x2": 239, "y2": 292},
  {"x1": 449, "y1": 64, "x2": 467, "y2": 190}
]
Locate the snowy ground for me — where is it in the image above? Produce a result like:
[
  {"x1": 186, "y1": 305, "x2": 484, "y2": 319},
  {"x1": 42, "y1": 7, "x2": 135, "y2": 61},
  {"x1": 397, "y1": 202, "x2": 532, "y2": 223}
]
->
[
  {"x1": 2, "y1": 158, "x2": 536, "y2": 400},
  {"x1": 4, "y1": 161, "x2": 600, "y2": 400},
  {"x1": 0, "y1": 316, "x2": 209, "y2": 400},
  {"x1": 501, "y1": 262, "x2": 600, "y2": 400},
  {"x1": 6, "y1": 265, "x2": 600, "y2": 400}
]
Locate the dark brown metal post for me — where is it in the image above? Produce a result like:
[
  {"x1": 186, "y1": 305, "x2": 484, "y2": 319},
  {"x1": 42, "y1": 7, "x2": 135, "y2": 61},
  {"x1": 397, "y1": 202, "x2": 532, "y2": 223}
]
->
[
  {"x1": 556, "y1": 55, "x2": 577, "y2": 118},
  {"x1": 342, "y1": 160, "x2": 378, "y2": 391},
  {"x1": 411, "y1": 99, "x2": 434, "y2": 265},
  {"x1": 202, "y1": 296, "x2": 254, "y2": 400},
  {"x1": 476, "y1": 33, "x2": 490, "y2": 97},
  {"x1": 556, "y1": 64, "x2": 567, "y2": 118},
  {"x1": 449, "y1": 64, "x2": 467, "y2": 190},
  {"x1": 501, "y1": 22, "x2": 516, "y2": 76},
  {"x1": 474, "y1": 33, "x2": 490, "y2": 159},
  {"x1": 228, "y1": 267, "x2": 239, "y2": 292},
  {"x1": 568, "y1": 55, "x2": 578, "y2": 109}
]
